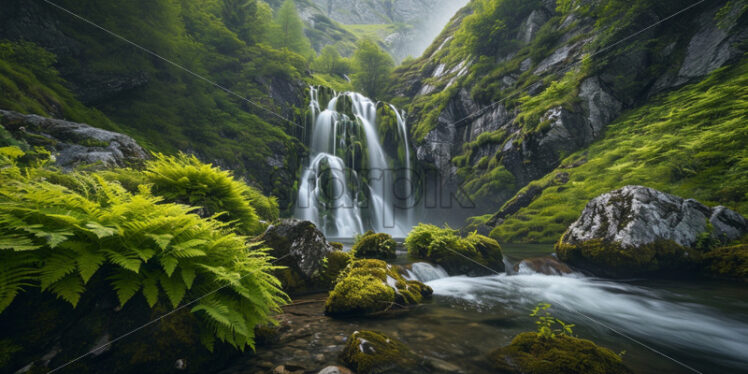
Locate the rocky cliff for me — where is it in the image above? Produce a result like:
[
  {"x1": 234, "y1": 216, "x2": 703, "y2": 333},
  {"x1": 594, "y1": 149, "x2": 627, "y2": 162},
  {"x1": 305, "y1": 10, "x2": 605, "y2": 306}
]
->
[{"x1": 390, "y1": 0, "x2": 747, "y2": 238}]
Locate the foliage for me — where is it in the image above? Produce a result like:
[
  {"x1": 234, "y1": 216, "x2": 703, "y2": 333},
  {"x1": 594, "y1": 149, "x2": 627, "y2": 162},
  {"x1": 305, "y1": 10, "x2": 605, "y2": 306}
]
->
[
  {"x1": 0, "y1": 150, "x2": 286, "y2": 350},
  {"x1": 405, "y1": 224, "x2": 504, "y2": 274},
  {"x1": 135, "y1": 153, "x2": 276, "y2": 235},
  {"x1": 702, "y1": 243, "x2": 748, "y2": 280},
  {"x1": 351, "y1": 39, "x2": 395, "y2": 99},
  {"x1": 531, "y1": 303, "x2": 574, "y2": 340},
  {"x1": 489, "y1": 59, "x2": 748, "y2": 243},
  {"x1": 312, "y1": 45, "x2": 352, "y2": 75},
  {"x1": 351, "y1": 231, "x2": 397, "y2": 260},
  {"x1": 454, "y1": 0, "x2": 541, "y2": 57},
  {"x1": 269, "y1": 0, "x2": 314, "y2": 58}
]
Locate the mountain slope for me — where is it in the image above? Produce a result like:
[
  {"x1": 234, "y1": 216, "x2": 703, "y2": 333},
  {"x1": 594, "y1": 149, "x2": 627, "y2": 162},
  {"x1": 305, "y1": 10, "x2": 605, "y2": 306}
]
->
[
  {"x1": 389, "y1": 0, "x2": 747, "y2": 240},
  {"x1": 0, "y1": 0, "x2": 309, "y2": 209}
]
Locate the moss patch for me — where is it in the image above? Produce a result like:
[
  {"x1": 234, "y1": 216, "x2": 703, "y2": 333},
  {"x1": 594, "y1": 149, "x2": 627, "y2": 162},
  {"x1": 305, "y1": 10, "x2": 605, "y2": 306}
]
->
[
  {"x1": 405, "y1": 224, "x2": 504, "y2": 275},
  {"x1": 340, "y1": 330, "x2": 419, "y2": 374},
  {"x1": 489, "y1": 332, "x2": 631, "y2": 374},
  {"x1": 352, "y1": 231, "x2": 397, "y2": 260},
  {"x1": 325, "y1": 259, "x2": 432, "y2": 316},
  {"x1": 703, "y1": 244, "x2": 748, "y2": 281}
]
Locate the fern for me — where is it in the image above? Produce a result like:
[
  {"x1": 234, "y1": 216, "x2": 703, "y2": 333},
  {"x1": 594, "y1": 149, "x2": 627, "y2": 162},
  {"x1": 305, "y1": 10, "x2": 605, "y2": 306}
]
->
[{"x1": 0, "y1": 150, "x2": 287, "y2": 350}]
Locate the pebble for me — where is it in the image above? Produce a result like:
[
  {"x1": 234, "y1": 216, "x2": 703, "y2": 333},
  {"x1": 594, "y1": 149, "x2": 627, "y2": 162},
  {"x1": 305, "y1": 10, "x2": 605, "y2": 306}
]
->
[{"x1": 317, "y1": 366, "x2": 353, "y2": 374}]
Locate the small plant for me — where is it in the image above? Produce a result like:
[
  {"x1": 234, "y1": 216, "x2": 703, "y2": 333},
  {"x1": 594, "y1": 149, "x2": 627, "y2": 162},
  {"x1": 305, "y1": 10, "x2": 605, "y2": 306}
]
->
[{"x1": 530, "y1": 303, "x2": 575, "y2": 339}]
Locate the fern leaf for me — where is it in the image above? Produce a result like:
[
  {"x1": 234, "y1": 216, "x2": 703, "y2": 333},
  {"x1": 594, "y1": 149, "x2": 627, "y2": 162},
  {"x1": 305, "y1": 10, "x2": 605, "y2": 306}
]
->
[
  {"x1": 160, "y1": 273, "x2": 186, "y2": 308},
  {"x1": 47, "y1": 274, "x2": 85, "y2": 307},
  {"x1": 142, "y1": 276, "x2": 159, "y2": 307},
  {"x1": 0, "y1": 234, "x2": 42, "y2": 251},
  {"x1": 181, "y1": 266, "x2": 197, "y2": 289},
  {"x1": 76, "y1": 250, "x2": 106, "y2": 284},
  {"x1": 104, "y1": 250, "x2": 142, "y2": 273},
  {"x1": 109, "y1": 271, "x2": 142, "y2": 306},
  {"x1": 84, "y1": 222, "x2": 117, "y2": 238},
  {"x1": 147, "y1": 233, "x2": 173, "y2": 250},
  {"x1": 160, "y1": 255, "x2": 179, "y2": 277},
  {"x1": 39, "y1": 252, "x2": 78, "y2": 290}
]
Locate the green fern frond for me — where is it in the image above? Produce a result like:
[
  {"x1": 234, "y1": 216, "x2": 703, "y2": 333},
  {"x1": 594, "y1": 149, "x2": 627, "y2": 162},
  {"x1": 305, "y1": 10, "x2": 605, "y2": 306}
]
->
[
  {"x1": 109, "y1": 271, "x2": 142, "y2": 306},
  {"x1": 47, "y1": 274, "x2": 85, "y2": 307}
]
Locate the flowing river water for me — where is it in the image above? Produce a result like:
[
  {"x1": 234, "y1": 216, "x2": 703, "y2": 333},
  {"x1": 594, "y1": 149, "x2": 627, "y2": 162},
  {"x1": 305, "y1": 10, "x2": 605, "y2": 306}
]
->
[{"x1": 223, "y1": 244, "x2": 748, "y2": 374}]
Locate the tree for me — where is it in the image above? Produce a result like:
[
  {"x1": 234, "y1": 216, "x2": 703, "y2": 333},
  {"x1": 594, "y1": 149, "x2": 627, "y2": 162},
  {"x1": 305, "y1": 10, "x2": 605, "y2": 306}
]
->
[
  {"x1": 351, "y1": 40, "x2": 394, "y2": 99},
  {"x1": 221, "y1": 0, "x2": 274, "y2": 45},
  {"x1": 312, "y1": 45, "x2": 351, "y2": 75},
  {"x1": 269, "y1": 0, "x2": 313, "y2": 58}
]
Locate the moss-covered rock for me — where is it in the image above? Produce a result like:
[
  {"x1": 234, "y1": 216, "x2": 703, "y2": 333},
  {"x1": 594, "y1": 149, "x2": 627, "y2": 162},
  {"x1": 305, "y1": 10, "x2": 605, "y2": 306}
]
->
[
  {"x1": 405, "y1": 224, "x2": 504, "y2": 276},
  {"x1": 340, "y1": 330, "x2": 420, "y2": 374},
  {"x1": 489, "y1": 332, "x2": 632, "y2": 374},
  {"x1": 351, "y1": 231, "x2": 397, "y2": 260},
  {"x1": 321, "y1": 250, "x2": 353, "y2": 286},
  {"x1": 325, "y1": 259, "x2": 432, "y2": 316},
  {"x1": 702, "y1": 243, "x2": 748, "y2": 281}
]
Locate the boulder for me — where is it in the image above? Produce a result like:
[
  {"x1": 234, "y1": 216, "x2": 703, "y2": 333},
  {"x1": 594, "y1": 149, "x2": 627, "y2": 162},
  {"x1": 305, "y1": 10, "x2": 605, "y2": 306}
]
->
[
  {"x1": 556, "y1": 186, "x2": 748, "y2": 277},
  {"x1": 0, "y1": 109, "x2": 147, "y2": 169},
  {"x1": 256, "y1": 219, "x2": 334, "y2": 294},
  {"x1": 406, "y1": 224, "x2": 505, "y2": 276},
  {"x1": 325, "y1": 260, "x2": 432, "y2": 316},
  {"x1": 340, "y1": 330, "x2": 421, "y2": 374},
  {"x1": 489, "y1": 332, "x2": 632, "y2": 374},
  {"x1": 514, "y1": 256, "x2": 572, "y2": 276}
]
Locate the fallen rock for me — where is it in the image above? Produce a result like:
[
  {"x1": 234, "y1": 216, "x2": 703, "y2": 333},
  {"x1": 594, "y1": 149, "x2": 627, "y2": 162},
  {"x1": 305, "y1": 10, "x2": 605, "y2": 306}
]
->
[
  {"x1": 556, "y1": 186, "x2": 748, "y2": 277},
  {"x1": 0, "y1": 109, "x2": 147, "y2": 169},
  {"x1": 325, "y1": 260, "x2": 432, "y2": 316},
  {"x1": 256, "y1": 219, "x2": 333, "y2": 294}
]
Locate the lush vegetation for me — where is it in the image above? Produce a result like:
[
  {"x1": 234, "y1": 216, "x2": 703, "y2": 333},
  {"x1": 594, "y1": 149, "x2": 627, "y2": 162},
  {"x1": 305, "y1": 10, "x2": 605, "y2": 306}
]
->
[
  {"x1": 489, "y1": 58, "x2": 748, "y2": 243},
  {"x1": 405, "y1": 223, "x2": 504, "y2": 275},
  {"x1": 351, "y1": 39, "x2": 395, "y2": 99},
  {"x1": 341, "y1": 330, "x2": 419, "y2": 374},
  {"x1": 0, "y1": 147, "x2": 286, "y2": 350},
  {"x1": 269, "y1": 0, "x2": 314, "y2": 58}
]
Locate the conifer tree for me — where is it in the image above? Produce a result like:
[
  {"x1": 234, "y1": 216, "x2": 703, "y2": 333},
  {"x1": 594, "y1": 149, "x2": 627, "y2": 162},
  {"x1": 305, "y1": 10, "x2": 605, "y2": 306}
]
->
[
  {"x1": 270, "y1": 0, "x2": 313, "y2": 58},
  {"x1": 351, "y1": 39, "x2": 394, "y2": 98}
]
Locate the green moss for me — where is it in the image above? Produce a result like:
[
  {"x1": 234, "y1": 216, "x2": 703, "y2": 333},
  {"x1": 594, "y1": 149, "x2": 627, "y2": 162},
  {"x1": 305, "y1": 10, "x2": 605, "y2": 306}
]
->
[
  {"x1": 487, "y1": 58, "x2": 748, "y2": 243},
  {"x1": 325, "y1": 259, "x2": 431, "y2": 316},
  {"x1": 405, "y1": 224, "x2": 504, "y2": 275},
  {"x1": 340, "y1": 330, "x2": 419, "y2": 374},
  {"x1": 489, "y1": 332, "x2": 631, "y2": 374},
  {"x1": 702, "y1": 244, "x2": 748, "y2": 280},
  {"x1": 329, "y1": 241, "x2": 344, "y2": 251},
  {"x1": 321, "y1": 250, "x2": 352, "y2": 286},
  {"x1": 351, "y1": 232, "x2": 397, "y2": 260},
  {"x1": 555, "y1": 238, "x2": 703, "y2": 277}
]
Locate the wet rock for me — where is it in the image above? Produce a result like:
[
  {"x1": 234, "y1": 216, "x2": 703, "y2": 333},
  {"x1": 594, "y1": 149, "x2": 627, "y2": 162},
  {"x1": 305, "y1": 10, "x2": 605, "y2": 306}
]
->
[
  {"x1": 517, "y1": 9, "x2": 551, "y2": 43},
  {"x1": 325, "y1": 260, "x2": 432, "y2": 316},
  {"x1": 256, "y1": 219, "x2": 333, "y2": 294},
  {"x1": 556, "y1": 186, "x2": 748, "y2": 277},
  {"x1": 514, "y1": 256, "x2": 572, "y2": 275},
  {"x1": 340, "y1": 330, "x2": 421, "y2": 374},
  {"x1": 489, "y1": 332, "x2": 632, "y2": 374},
  {"x1": 318, "y1": 366, "x2": 353, "y2": 374},
  {"x1": 0, "y1": 109, "x2": 148, "y2": 169}
]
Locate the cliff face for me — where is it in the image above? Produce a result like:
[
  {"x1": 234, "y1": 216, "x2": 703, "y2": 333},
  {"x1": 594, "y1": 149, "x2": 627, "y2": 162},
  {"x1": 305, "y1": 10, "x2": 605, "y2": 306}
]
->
[{"x1": 390, "y1": 0, "x2": 747, "y2": 235}]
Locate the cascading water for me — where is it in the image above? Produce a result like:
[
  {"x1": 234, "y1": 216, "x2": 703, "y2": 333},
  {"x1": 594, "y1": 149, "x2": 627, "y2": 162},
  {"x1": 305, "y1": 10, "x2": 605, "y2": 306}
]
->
[{"x1": 296, "y1": 87, "x2": 415, "y2": 238}]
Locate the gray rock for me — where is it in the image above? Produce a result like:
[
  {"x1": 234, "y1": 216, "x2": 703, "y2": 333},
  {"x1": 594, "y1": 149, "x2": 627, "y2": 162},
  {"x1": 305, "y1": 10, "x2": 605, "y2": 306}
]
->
[
  {"x1": 0, "y1": 109, "x2": 148, "y2": 169},
  {"x1": 578, "y1": 76, "x2": 622, "y2": 136},
  {"x1": 318, "y1": 366, "x2": 353, "y2": 374},
  {"x1": 562, "y1": 186, "x2": 747, "y2": 249},
  {"x1": 518, "y1": 9, "x2": 551, "y2": 43},
  {"x1": 256, "y1": 219, "x2": 333, "y2": 292}
]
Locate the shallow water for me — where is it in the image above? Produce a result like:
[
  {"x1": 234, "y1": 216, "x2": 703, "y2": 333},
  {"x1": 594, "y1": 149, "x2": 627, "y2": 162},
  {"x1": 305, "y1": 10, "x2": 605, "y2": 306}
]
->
[{"x1": 227, "y1": 245, "x2": 748, "y2": 374}]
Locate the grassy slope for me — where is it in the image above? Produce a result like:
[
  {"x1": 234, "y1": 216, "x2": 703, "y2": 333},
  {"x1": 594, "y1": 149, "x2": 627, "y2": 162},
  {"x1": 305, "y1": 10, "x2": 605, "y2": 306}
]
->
[{"x1": 487, "y1": 58, "x2": 748, "y2": 243}]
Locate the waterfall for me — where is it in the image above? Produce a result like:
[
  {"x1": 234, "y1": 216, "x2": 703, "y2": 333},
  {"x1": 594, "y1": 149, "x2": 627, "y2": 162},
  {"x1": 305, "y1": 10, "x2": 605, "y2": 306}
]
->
[
  {"x1": 405, "y1": 262, "x2": 450, "y2": 282},
  {"x1": 296, "y1": 87, "x2": 414, "y2": 238}
]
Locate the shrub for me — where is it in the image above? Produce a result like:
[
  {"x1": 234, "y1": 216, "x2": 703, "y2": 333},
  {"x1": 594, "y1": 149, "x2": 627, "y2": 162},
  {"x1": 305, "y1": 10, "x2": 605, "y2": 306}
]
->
[
  {"x1": 0, "y1": 150, "x2": 286, "y2": 350},
  {"x1": 351, "y1": 232, "x2": 397, "y2": 260},
  {"x1": 143, "y1": 153, "x2": 272, "y2": 235}
]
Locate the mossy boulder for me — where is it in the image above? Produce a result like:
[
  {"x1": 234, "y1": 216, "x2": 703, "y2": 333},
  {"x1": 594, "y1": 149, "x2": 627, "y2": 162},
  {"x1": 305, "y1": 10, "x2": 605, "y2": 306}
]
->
[
  {"x1": 702, "y1": 243, "x2": 748, "y2": 281},
  {"x1": 556, "y1": 186, "x2": 748, "y2": 277},
  {"x1": 489, "y1": 332, "x2": 632, "y2": 374},
  {"x1": 405, "y1": 224, "x2": 504, "y2": 276},
  {"x1": 351, "y1": 231, "x2": 397, "y2": 260},
  {"x1": 325, "y1": 259, "x2": 432, "y2": 316},
  {"x1": 340, "y1": 330, "x2": 420, "y2": 374},
  {"x1": 321, "y1": 250, "x2": 353, "y2": 286}
]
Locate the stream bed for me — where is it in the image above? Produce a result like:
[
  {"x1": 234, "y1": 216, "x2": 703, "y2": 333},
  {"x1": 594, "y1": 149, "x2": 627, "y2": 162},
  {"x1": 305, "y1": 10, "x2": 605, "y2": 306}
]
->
[{"x1": 221, "y1": 244, "x2": 748, "y2": 374}]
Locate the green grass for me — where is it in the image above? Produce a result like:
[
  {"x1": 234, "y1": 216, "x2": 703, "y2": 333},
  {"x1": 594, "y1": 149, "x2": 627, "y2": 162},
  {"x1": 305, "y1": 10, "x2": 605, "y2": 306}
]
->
[
  {"x1": 489, "y1": 58, "x2": 748, "y2": 243},
  {"x1": 342, "y1": 24, "x2": 399, "y2": 42}
]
